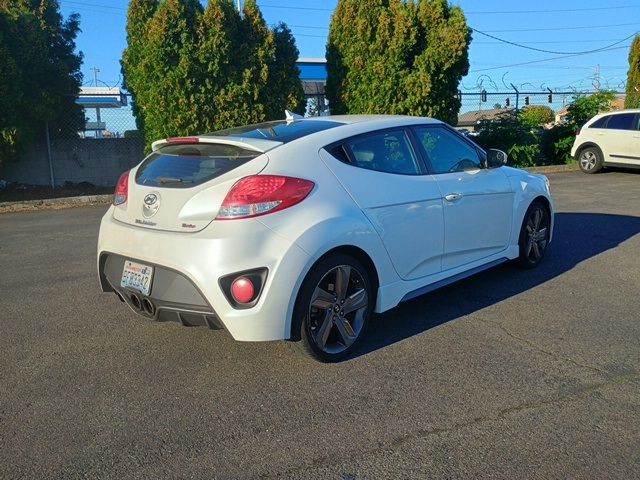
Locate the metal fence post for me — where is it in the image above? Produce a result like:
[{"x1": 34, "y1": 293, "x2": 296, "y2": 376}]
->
[
  {"x1": 45, "y1": 121, "x2": 55, "y2": 189},
  {"x1": 510, "y1": 84, "x2": 520, "y2": 113}
]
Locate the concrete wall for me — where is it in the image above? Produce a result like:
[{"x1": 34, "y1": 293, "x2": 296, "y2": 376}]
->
[{"x1": 1, "y1": 137, "x2": 145, "y2": 187}]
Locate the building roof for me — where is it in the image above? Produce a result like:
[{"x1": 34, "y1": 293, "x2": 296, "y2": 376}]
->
[{"x1": 457, "y1": 108, "x2": 513, "y2": 127}]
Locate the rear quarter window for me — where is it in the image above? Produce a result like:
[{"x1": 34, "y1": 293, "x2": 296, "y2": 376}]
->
[
  {"x1": 136, "y1": 143, "x2": 260, "y2": 188},
  {"x1": 589, "y1": 116, "x2": 609, "y2": 128}
]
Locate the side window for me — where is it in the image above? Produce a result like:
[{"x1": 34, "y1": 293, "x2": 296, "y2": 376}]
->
[
  {"x1": 344, "y1": 129, "x2": 420, "y2": 175},
  {"x1": 605, "y1": 113, "x2": 636, "y2": 130},
  {"x1": 589, "y1": 116, "x2": 609, "y2": 128},
  {"x1": 413, "y1": 126, "x2": 482, "y2": 174}
]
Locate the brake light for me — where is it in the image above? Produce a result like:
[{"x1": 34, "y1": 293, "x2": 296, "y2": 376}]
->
[
  {"x1": 113, "y1": 170, "x2": 129, "y2": 206},
  {"x1": 216, "y1": 175, "x2": 314, "y2": 220},
  {"x1": 575, "y1": 128, "x2": 581, "y2": 136},
  {"x1": 166, "y1": 137, "x2": 200, "y2": 144}
]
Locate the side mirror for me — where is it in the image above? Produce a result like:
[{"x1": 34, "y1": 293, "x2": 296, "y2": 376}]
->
[{"x1": 486, "y1": 149, "x2": 508, "y2": 168}]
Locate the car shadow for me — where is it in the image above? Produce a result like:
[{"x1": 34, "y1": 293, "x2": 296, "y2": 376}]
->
[
  {"x1": 601, "y1": 167, "x2": 640, "y2": 175},
  {"x1": 352, "y1": 212, "x2": 640, "y2": 359}
]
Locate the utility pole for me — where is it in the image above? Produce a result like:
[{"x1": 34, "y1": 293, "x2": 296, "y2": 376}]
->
[
  {"x1": 594, "y1": 64, "x2": 601, "y2": 92},
  {"x1": 90, "y1": 67, "x2": 100, "y2": 87}
]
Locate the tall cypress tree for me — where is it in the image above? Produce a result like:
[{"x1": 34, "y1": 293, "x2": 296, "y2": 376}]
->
[
  {"x1": 121, "y1": 0, "x2": 158, "y2": 133},
  {"x1": 402, "y1": 0, "x2": 470, "y2": 124},
  {"x1": 134, "y1": 0, "x2": 202, "y2": 145},
  {"x1": 326, "y1": 0, "x2": 386, "y2": 115},
  {"x1": 194, "y1": 0, "x2": 241, "y2": 131},
  {"x1": 123, "y1": 0, "x2": 303, "y2": 146},
  {"x1": 625, "y1": 35, "x2": 640, "y2": 109},
  {"x1": 326, "y1": 0, "x2": 470, "y2": 123},
  {"x1": 238, "y1": 0, "x2": 273, "y2": 124},
  {"x1": 263, "y1": 22, "x2": 304, "y2": 119}
]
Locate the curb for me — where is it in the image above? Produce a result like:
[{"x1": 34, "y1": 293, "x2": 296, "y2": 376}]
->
[
  {"x1": 0, "y1": 194, "x2": 112, "y2": 214},
  {"x1": 523, "y1": 164, "x2": 579, "y2": 174}
]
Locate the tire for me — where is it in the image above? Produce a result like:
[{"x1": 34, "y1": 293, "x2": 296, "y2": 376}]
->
[
  {"x1": 293, "y1": 253, "x2": 374, "y2": 362},
  {"x1": 578, "y1": 146, "x2": 604, "y2": 174},
  {"x1": 516, "y1": 201, "x2": 551, "y2": 269}
]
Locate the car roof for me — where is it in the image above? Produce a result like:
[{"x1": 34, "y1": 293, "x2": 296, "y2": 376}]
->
[
  {"x1": 154, "y1": 115, "x2": 442, "y2": 153},
  {"x1": 593, "y1": 108, "x2": 640, "y2": 118},
  {"x1": 302, "y1": 114, "x2": 440, "y2": 125}
]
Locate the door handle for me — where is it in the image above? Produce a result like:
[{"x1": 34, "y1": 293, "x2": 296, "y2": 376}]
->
[{"x1": 445, "y1": 193, "x2": 463, "y2": 202}]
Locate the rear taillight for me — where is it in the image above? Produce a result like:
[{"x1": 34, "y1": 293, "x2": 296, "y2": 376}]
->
[
  {"x1": 166, "y1": 137, "x2": 200, "y2": 144},
  {"x1": 575, "y1": 128, "x2": 581, "y2": 136},
  {"x1": 216, "y1": 175, "x2": 314, "y2": 220},
  {"x1": 113, "y1": 170, "x2": 129, "y2": 206}
]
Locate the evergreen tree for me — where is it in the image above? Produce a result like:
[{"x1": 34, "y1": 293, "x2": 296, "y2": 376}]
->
[
  {"x1": 193, "y1": 0, "x2": 241, "y2": 132},
  {"x1": 133, "y1": 0, "x2": 202, "y2": 146},
  {"x1": 326, "y1": 0, "x2": 470, "y2": 124},
  {"x1": 123, "y1": 0, "x2": 303, "y2": 147},
  {"x1": 121, "y1": 0, "x2": 158, "y2": 133},
  {"x1": 0, "y1": 0, "x2": 83, "y2": 165},
  {"x1": 625, "y1": 35, "x2": 640, "y2": 108},
  {"x1": 263, "y1": 22, "x2": 304, "y2": 119}
]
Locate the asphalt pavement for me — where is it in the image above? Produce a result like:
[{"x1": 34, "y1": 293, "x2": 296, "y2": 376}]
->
[{"x1": 1, "y1": 170, "x2": 639, "y2": 479}]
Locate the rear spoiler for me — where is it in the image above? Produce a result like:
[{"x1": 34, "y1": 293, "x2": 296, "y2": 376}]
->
[{"x1": 151, "y1": 136, "x2": 282, "y2": 153}]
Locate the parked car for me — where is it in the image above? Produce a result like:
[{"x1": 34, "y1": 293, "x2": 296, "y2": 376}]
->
[
  {"x1": 572, "y1": 109, "x2": 640, "y2": 173},
  {"x1": 98, "y1": 115, "x2": 554, "y2": 362}
]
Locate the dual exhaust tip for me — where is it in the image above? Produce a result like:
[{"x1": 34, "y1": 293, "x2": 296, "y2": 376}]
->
[{"x1": 124, "y1": 291, "x2": 156, "y2": 316}]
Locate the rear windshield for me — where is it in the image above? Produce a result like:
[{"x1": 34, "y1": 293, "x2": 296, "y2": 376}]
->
[
  {"x1": 136, "y1": 143, "x2": 260, "y2": 188},
  {"x1": 207, "y1": 120, "x2": 343, "y2": 143}
]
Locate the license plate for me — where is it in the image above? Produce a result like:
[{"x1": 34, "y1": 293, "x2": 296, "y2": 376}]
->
[{"x1": 121, "y1": 260, "x2": 154, "y2": 296}]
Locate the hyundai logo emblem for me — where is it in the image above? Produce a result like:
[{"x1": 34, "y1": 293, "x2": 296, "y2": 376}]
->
[
  {"x1": 144, "y1": 193, "x2": 158, "y2": 205},
  {"x1": 142, "y1": 192, "x2": 161, "y2": 218}
]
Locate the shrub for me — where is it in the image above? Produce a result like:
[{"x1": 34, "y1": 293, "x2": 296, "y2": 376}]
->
[
  {"x1": 541, "y1": 124, "x2": 576, "y2": 165},
  {"x1": 508, "y1": 144, "x2": 540, "y2": 168},
  {"x1": 568, "y1": 90, "x2": 615, "y2": 126},
  {"x1": 474, "y1": 112, "x2": 542, "y2": 167},
  {"x1": 519, "y1": 105, "x2": 554, "y2": 128}
]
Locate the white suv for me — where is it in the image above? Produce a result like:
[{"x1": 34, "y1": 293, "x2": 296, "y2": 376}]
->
[{"x1": 571, "y1": 109, "x2": 640, "y2": 173}]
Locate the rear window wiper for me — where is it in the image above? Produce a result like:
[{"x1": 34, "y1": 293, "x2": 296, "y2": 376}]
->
[{"x1": 156, "y1": 177, "x2": 194, "y2": 185}]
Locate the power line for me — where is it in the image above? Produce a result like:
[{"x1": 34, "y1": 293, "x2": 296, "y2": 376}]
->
[
  {"x1": 471, "y1": 28, "x2": 638, "y2": 55},
  {"x1": 469, "y1": 45, "x2": 631, "y2": 73},
  {"x1": 62, "y1": 0, "x2": 126, "y2": 11},
  {"x1": 483, "y1": 22, "x2": 639, "y2": 33},
  {"x1": 258, "y1": 2, "x2": 640, "y2": 15},
  {"x1": 474, "y1": 38, "x2": 626, "y2": 45},
  {"x1": 465, "y1": 4, "x2": 640, "y2": 14},
  {"x1": 257, "y1": 3, "x2": 333, "y2": 12}
]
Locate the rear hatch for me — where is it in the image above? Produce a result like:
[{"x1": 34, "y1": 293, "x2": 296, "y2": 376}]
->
[{"x1": 113, "y1": 138, "x2": 280, "y2": 233}]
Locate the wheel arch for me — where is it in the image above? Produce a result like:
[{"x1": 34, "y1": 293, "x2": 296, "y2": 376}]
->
[
  {"x1": 521, "y1": 195, "x2": 554, "y2": 244},
  {"x1": 288, "y1": 244, "x2": 380, "y2": 341},
  {"x1": 574, "y1": 141, "x2": 603, "y2": 158},
  {"x1": 532, "y1": 195, "x2": 552, "y2": 216}
]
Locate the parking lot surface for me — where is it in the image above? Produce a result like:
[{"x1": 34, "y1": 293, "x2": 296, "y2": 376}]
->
[{"x1": 1, "y1": 171, "x2": 639, "y2": 479}]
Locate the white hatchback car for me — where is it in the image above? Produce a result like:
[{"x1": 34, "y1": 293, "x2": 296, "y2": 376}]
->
[
  {"x1": 98, "y1": 115, "x2": 554, "y2": 361},
  {"x1": 572, "y1": 109, "x2": 640, "y2": 173}
]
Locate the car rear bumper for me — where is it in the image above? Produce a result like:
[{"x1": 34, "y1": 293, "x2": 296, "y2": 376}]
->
[{"x1": 97, "y1": 207, "x2": 311, "y2": 341}]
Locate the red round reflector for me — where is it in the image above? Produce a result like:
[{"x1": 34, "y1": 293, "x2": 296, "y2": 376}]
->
[{"x1": 231, "y1": 277, "x2": 255, "y2": 304}]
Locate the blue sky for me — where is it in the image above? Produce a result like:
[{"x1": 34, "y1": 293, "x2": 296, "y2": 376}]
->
[{"x1": 60, "y1": 0, "x2": 638, "y2": 94}]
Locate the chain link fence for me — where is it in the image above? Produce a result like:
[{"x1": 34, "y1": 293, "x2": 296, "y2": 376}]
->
[
  {"x1": 2, "y1": 93, "x2": 144, "y2": 188},
  {"x1": 0, "y1": 89, "x2": 626, "y2": 188},
  {"x1": 457, "y1": 90, "x2": 625, "y2": 132}
]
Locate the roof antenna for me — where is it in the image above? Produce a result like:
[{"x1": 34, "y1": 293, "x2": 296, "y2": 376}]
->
[{"x1": 285, "y1": 110, "x2": 303, "y2": 122}]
